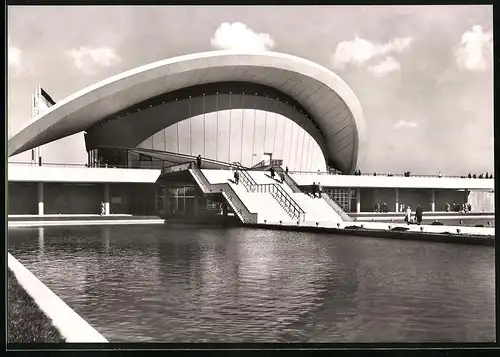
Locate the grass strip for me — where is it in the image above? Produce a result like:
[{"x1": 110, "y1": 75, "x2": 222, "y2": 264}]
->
[{"x1": 8, "y1": 268, "x2": 66, "y2": 343}]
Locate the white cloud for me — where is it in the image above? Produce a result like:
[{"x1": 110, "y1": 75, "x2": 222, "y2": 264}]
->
[
  {"x1": 332, "y1": 35, "x2": 412, "y2": 69},
  {"x1": 211, "y1": 22, "x2": 275, "y2": 52},
  {"x1": 8, "y1": 45, "x2": 22, "y2": 77},
  {"x1": 455, "y1": 25, "x2": 493, "y2": 72},
  {"x1": 67, "y1": 46, "x2": 122, "y2": 75},
  {"x1": 368, "y1": 56, "x2": 401, "y2": 77},
  {"x1": 394, "y1": 120, "x2": 418, "y2": 130}
]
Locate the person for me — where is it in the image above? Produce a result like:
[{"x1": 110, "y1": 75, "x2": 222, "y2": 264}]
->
[
  {"x1": 312, "y1": 182, "x2": 317, "y2": 198},
  {"x1": 317, "y1": 182, "x2": 322, "y2": 198},
  {"x1": 373, "y1": 172, "x2": 377, "y2": 176},
  {"x1": 285, "y1": 166, "x2": 289, "y2": 174},
  {"x1": 438, "y1": 171, "x2": 442, "y2": 178},
  {"x1": 234, "y1": 170, "x2": 240, "y2": 185},
  {"x1": 415, "y1": 205, "x2": 423, "y2": 225},
  {"x1": 445, "y1": 202, "x2": 450, "y2": 212},
  {"x1": 467, "y1": 203, "x2": 472, "y2": 212},
  {"x1": 468, "y1": 173, "x2": 472, "y2": 178},
  {"x1": 279, "y1": 172, "x2": 285, "y2": 183},
  {"x1": 405, "y1": 206, "x2": 412, "y2": 224},
  {"x1": 270, "y1": 166, "x2": 275, "y2": 179},
  {"x1": 100, "y1": 201, "x2": 105, "y2": 216},
  {"x1": 196, "y1": 154, "x2": 202, "y2": 168},
  {"x1": 473, "y1": 174, "x2": 477, "y2": 178},
  {"x1": 375, "y1": 202, "x2": 380, "y2": 213}
]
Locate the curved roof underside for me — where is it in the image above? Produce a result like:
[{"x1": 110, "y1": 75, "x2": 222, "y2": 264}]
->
[{"x1": 8, "y1": 50, "x2": 367, "y2": 173}]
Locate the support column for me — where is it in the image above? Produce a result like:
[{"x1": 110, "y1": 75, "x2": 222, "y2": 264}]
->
[
  {"x1": 193, "y1": 194, "x2": 199, "y2": 217},
  {"x1": 356, "y1": 188, "x2": 361, "y2": 213},
  {"x1": 104, "y1": 183, "x2": 110, "y2": 215},
  {"x1": 431, "y1": 188, "x2": 435, "y2": 212},
  {"x1": 347, "y1": 188, "x2": 352, "y2": 212},
  {"x1": 154, "y1": 185, "x2": 158, "y2": 215},
  {"x1": 163, "y1": 186, "x2": 168, "y2": 216},
  {"x1": 395, "y1": 187, "x2": 399, "y2": 213},
  {"x1": 37, "y1": 182, "x2": 44, "y2": 216}
]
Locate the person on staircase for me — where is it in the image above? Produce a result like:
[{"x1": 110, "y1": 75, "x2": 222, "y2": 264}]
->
[
  {"x1": 196, "y1": 154, "x2": 202, "y2": 169},
  {"x1": 234, "y1": 170, "x2": 240, "y2": 185},
  {"x1": 317, "y1": 182, "x2": 323, "y2": 198}
]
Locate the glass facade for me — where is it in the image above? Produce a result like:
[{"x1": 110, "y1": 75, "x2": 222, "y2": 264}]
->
[
  {"x1": 325, "y1": 188, "x2": 350, "y2": 212},
  {"x1": 87, "y1": 148, "x2": 165, "y2": 169}
]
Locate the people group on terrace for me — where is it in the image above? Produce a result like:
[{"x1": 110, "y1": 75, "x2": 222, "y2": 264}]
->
[
  {"x1": 352, "y1": 169, "x2": 492, "y2": 179},
  {"x1": 445, "y1": 202, "x2": 472, "y2": 213}
]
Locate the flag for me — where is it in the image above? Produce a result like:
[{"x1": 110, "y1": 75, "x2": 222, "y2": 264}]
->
[
  {"x1": 37, "y1": 86, "x2": 56, "y2": 113},
  {"x1": 31, "y1": 85, "x2": 56, "y2": 163}
]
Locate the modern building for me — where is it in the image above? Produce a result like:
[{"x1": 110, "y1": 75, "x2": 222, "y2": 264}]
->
[{"x1": 7, "y1": 51, "x2": 494, "y2": 219}]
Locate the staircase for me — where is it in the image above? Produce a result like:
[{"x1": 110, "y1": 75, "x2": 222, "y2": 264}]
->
[
  {"x1": 188, "y1": 166, "x2": 257, "y2": 224},
  {"x1": 233, "y1": 166, "x2": 305, "y2": 221},
  {"x1": 159, "y1": 163, "x2": 352, "y2": 226}
]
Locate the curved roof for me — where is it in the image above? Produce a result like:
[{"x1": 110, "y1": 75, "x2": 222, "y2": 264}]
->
[{"x1": 8, "y1": 50, "x2": 367, "y2": 173}]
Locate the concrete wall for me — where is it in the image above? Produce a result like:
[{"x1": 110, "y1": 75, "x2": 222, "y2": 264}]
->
[
  {"x1": 8, "y1": 181, "x2": 159, "y2": 216},
  {"x1": 8, "y1": 164, "x2": 160, "y2": 183},
  {"x1": 360, "y1": 188, "x2": 467, "y2": 212},
  {"x1": 468, "y1": 190, "x2": 495, "y2": 213},
  {"x1": 291, "y1": 173, "x2": 494, "y2": 190},
  {"x1": 109, "y1": 183, "x2": 157, "y2": 215},
  {"x1": 44, "y1": 183, "x2": 102, "y2": 214},
  {"x1": 8, "y1": 182, "x2": 38, "y2": 214}
]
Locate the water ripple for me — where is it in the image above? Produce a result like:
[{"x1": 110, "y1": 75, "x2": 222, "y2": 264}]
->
[{"x1": 8, "y1": 225, "x2": 495, "y2": 343}]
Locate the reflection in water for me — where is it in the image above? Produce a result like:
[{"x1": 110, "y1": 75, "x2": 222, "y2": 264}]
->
[
  {"x1": 38, "y1": 227, "x2": 44, "y2": 257},
  {"x1": 8, "y1": 226, "x2": 495, "y2": 343},
  {"x1": 101, "y1": 227, "x2": 110, "y2": 252}
]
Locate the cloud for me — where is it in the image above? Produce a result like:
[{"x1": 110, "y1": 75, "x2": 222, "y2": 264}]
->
[
  {"x1": 455, "y1": 25, "x2": 493, "y2": 72},
  {"x1": 210, "y1": 22, "x2": 276, "y2": 52},
  {"x1": 8, "y1": 45, "x2": 22, "y2": 77},
  {"x1": 332, "y1": 35, "x2": 412, "y2": 69},
  {"x1": 67, "y1": 46, "x2": 122, "y2": 75},
  {"x1": 394, "y1": 120, "x2": 418, "y2": 130},
  {"x1": 368, "y1": 56, "x2": 401, "y2": 77}
]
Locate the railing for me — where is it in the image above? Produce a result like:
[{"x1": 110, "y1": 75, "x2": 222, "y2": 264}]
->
[
  {"x1": 254, "y1": 183, "x2": 305, "y2": 221},
  {"x1": 275, "y1": 167, "x2": 301, "y2": 193},
  {"x1": 188, "y1": 166, "x2": 257, "y2": 224},
  {"x1": 321, "y1": 193, "x2": 353, "y2": 222},
  {"x1": 288, "y1": 170, "x2": 492, "y2": 179},
  {"x1": 289, "y1": 171, "x2": 492, "y2": 180},
  {"x1": 8, "y1": 161, "x2": 162, "y2": 170},
  {"x1": 232, "y1": 165, "x2": 304, "y2": 221},
  {"x1": 161, "y1": 162, "x2": 194, "y2": 175}
]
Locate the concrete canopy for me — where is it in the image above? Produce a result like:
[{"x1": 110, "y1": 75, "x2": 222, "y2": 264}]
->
[{"x1": 8, "y1": 50, "x2": 367, "y2": 173}]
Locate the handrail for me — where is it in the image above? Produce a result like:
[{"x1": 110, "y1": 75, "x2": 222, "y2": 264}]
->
[
  {"x1": 234, "y1": 167, "x2": 304, "y2": 221},
  {"x1": 254, "y1": 183, "x2": 305, "y2": 221},
  {"x1": 275, "y1": 167, "x2": 301, "y2": 193},
  {"x1": 321, "y1": 193, "x2": 353, "y2": 222},
  {"x1": 161, "y1": 161, "x2": 194, "y2": 175}
]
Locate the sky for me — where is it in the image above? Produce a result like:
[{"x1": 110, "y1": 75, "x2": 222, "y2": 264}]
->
[{"x1": 7, "y1": 5, "x2": 494, "y2": 175}]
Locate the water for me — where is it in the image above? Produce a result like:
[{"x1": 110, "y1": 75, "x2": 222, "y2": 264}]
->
[{"x1": 8, "y1": 225, "x2": 495, "y2": 343}]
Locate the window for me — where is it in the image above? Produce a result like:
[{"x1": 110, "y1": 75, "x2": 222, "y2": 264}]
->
[{"x1": 328, "y1": 188, "x2": 349, "y2": 211}]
